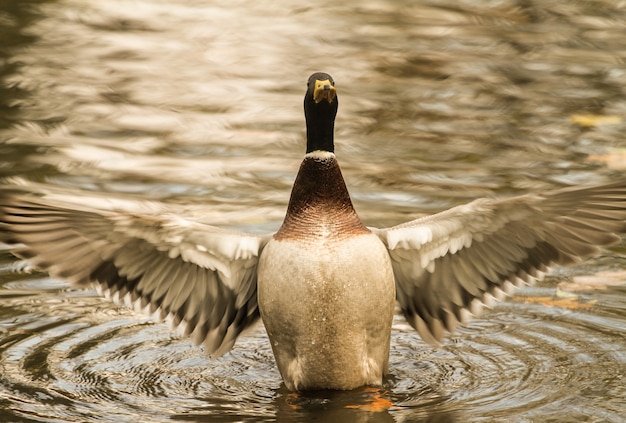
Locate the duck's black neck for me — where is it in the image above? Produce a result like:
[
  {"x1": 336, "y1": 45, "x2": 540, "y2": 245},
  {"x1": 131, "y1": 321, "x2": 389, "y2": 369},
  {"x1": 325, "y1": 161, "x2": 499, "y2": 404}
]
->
[{"x1": 305, "y1": 98, "x2": 337, "y2": 154}]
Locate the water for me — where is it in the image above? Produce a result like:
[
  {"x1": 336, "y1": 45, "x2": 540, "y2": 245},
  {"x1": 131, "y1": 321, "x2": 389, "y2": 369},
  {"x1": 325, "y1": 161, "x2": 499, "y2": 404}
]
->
[{"x1": 1, "y1": 0, "x2": 626, "y2": 421}]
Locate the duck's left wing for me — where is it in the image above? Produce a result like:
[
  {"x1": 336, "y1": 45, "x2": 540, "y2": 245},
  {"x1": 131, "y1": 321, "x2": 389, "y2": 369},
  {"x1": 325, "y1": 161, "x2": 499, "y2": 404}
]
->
[
  {"x1": 371, "y1": 181, "x2": 626, "y2": 345},
  {"x1": 0, "y1": 193, "x2": 270, "y2": 356}
]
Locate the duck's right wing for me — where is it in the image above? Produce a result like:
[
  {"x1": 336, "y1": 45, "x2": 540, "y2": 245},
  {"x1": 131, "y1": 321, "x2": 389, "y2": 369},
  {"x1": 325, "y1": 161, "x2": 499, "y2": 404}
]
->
[
  {"x1": 372, "y1": 181, "x2": 626, "y2": 345},
  {"x1": 0, "y1": 193, "x2": 271, "y2": 356}
]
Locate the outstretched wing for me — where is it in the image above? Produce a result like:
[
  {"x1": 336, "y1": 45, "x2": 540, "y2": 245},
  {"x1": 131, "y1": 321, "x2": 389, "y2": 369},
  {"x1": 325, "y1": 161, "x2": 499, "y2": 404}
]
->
[
  {"x1": 372, "y1": 181, "x2": 626, "y2": 344},
  {"x1": 0, "y1": 193, "x2": 270, "y2": 356}
]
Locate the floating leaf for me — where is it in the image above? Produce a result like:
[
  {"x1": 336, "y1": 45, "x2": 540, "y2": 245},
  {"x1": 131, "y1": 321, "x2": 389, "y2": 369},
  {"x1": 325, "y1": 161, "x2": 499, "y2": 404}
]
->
[
  {"x1": 514, "y1": 295, "x2": 596, "y2": 310},
  {"x1": 570, "y1": 114, "x2": 622, "y2": 127}
]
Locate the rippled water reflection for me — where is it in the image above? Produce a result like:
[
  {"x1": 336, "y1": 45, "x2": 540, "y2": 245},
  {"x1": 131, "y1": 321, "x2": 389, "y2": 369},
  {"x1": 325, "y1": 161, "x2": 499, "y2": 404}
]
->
[{"x1": 1, "y1": 0, "x2": 626, "y2": 422}]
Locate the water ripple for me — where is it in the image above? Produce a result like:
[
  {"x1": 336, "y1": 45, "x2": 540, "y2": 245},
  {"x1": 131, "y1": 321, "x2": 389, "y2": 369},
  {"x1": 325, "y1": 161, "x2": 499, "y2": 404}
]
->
[{"x1": 1, "y1": 271, "x2": 623, "y2": 422}]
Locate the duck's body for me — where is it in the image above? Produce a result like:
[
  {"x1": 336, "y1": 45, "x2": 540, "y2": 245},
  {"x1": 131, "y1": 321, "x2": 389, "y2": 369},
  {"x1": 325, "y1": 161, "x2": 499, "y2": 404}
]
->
[
  {"x1": 259, "y1": 231, "x2": 395, "y2": 390},
  {"x1": 2, "y1": 72, "x2": 626, "y2": 391},
  {"x1": 258, "y1": 151, "x2": 395, "y2": 390}
]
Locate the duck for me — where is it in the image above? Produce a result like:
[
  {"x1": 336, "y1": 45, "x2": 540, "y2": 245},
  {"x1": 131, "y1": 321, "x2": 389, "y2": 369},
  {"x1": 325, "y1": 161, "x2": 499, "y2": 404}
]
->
[{"x1": 2, "y1": 72, "x2": 626, "y2": 391}]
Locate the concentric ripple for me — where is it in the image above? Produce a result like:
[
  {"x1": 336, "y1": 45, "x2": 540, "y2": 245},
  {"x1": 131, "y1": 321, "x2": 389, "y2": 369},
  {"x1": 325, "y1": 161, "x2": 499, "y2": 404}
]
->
[
  {"x1": 0, "y1": 263, "x2": 280, "y2": 422},
  {"x1": 1, "y1": 258, "x2": 625, "y2": 422},
  {"x1": 388, "y1": 285, "x2": 626, "y2": 422}
]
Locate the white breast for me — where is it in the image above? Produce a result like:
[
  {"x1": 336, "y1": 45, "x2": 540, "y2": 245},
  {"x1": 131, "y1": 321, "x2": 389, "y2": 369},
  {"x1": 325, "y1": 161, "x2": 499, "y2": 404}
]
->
[{"x1": 257, "y1": 232, "x2": 396, "y2": 390}]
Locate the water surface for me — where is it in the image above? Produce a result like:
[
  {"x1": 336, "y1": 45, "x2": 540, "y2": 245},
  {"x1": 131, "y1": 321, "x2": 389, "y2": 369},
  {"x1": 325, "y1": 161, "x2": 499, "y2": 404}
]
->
[{"x1": 1, "y1": 1, "x2": 626, "y2": 422}]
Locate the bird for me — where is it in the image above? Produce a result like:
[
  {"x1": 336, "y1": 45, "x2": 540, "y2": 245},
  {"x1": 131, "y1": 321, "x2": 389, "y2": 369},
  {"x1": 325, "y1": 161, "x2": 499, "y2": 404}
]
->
[{"x1": 2, "y1": 72, "x2": 626, "y2": 391}]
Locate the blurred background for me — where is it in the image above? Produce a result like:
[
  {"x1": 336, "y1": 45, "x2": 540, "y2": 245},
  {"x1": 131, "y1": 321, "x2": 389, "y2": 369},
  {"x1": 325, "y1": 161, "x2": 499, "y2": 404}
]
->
[{"x1": 1, "y1": 1, "x2": 625, "y2": 422}]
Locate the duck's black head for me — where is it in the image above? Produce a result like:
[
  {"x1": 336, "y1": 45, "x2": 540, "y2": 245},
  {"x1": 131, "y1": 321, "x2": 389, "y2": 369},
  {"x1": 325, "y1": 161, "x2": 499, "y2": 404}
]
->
[{"x1": 304, "y1": 72, "x2": 337, "y2": 154}]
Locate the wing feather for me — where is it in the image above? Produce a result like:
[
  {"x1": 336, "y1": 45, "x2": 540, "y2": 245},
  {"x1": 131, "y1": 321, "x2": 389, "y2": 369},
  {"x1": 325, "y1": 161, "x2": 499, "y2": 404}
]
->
[
  {"x1": 374, "y1": 180, "x2": 626, "y2": 344},
  {"x1": 0, "y1": 192, "x2": 269, "y2": 356}
]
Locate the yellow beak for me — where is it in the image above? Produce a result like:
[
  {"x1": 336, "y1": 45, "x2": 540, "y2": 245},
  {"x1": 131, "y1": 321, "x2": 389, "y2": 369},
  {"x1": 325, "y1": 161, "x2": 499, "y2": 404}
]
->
[{"x1": 313, "y1": 79, "x2": 337, "y2": 104}]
